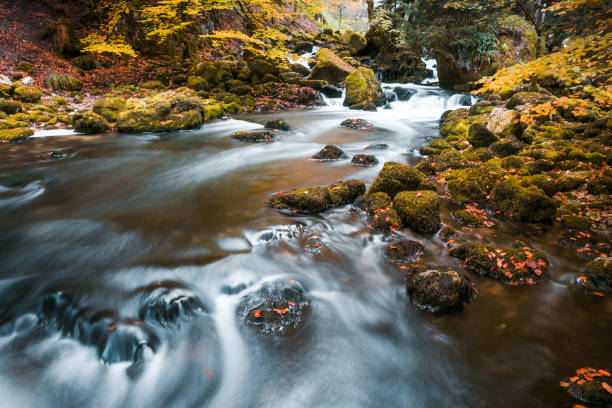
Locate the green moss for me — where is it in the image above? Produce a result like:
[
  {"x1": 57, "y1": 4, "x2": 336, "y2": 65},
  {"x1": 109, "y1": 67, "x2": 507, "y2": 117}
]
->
[
  {"x1": 186, "y1": 76, "x2": 208, "y2": 91},
  {"x1": 204, "y1": 103, "x2": 223, "y2": 120},
  {"x1": 0, "y1": 127, "x2": 33, "y2": 141},
  {"x1": 46, "y1": 73, "x2": 82, "y2": 91},
  {"x1": 406, "y1": 267, "x2": 473, "y2": 313},
  {"x1": 489, "y1": 138, "x2": 522, "y2": 157},
  {"x1": 452, "y1": 209, "x2": 483, "y2": 226},
  {"x1": 370, "y1": 207, "x2": 402, "y2": 231},
  {"x1": 93, "y1": 97, "x2": 126, "y2": 122},
  {"x1": 27, "y1": 110, "x2": 52, "y2": 123},
  {"x1": 561, "y1": 215, "x2": 592, "y2": 231},
  {"x1": 394, "y1": 190, "x2": 440, "y2": 233},
  {"x1": 419, "y1": 138, "x2": 451, "y2": 155},
  {"x1": 308, "y1": 48, "x2": 356, "y2": 85},
  {"x1": 357, "y1": 192, "x2": 392, "y2": 214},
  {"x1": 266, "y1": 187, "x2": 331, "y2": 214},
  {"x1": 13, "y1": 85, "x2": 42, "y2": 103},
  {"x1": 328, "y1": 179, "x2": 366, "y2": 206},
  {"x1": 447, "y1": 163, "x2": 504, "y2": 203},
  {"x1": 501, "y1": 155, "x2": 524, "y2": 169},
  {"x1": 521, "y1": 174, "x2": 558, "y2": 196},
  {"x1": 141, "y1": 80, "x2": 165, "y2": 90},
  {"x1": 489, "y1": 179, "x2": 556, "y2": 222},
  {"x1": 0, "y1": 118, "x2": 28, "y2": 129},
  {"x1": 0, "y1": 99, "x2": 21, "y2": 114},
  {"x1": 73, "y1": 111, "x2": 109, "y2": 134},
  {"x1": 434, "y1": 148, "x2": 468, "y2": 170},
  {"x1": 344, "y1": 67, "x2": 385, "y2": 110},
  {"x1": 585, "y1": 256, "x2": 611, "y2": 286},
  {"x1": 368, "y1": 162, "x2": 424, "y2": 198},
  {"x1": 449, "y1": 242, "x2": 548, "y2": 284},
  {"x1": 468, "y1": 123, "x2": 498, "y2": 147},
  {"x1": 116, "y1": 89, "x2": 204, "y2": 133}
]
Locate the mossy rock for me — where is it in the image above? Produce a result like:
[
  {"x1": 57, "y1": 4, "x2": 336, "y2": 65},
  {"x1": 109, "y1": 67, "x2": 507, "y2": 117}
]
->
[
  {"x1": 561, "y1": 215, "x2": 592, "y2": 231},
  {"x1": 344, "y1": 67, "x2": 385, "y2": 110},
  {"x1": 328, "y1": 179, "x2": 366, "y2": 206},
  {"x1": 464, "y1": 147, "x2": 494, "y2": 162},
  {"x1": 93, "y1": 97, "x2": 126, "y2": 122},
  {"x1": 587, "y1": 174, "x2": 612, "y2": 195},
  {"x1": 440, "y1": 109, "x2": 469, "y2": 137},
  {"x1": 355, "y1": 192, "x2": 392, "y2": 214},
  {"x1": 342, "y1": 31, "x2": 366, "y2": 55},
  {"x1": 419, "y1": 138, "x2": 451, "y2": 156},
  {"x1": 563, "y1": 367, "x2": 612, "y2": 406},
  {"x1": 468, "y1": 123, "x2": 498, "y2": 148},
  {"x1": 265, "y1": 120, "x2": 291, "y2": 131},
  {"x1": 267, "y1": 186, "x2": 331, "y2": 214},
  {"x1": 434, "y1": 148, "x2": 468, "y2": 171},
  {"x1": 204, "y1": 104, "x2": 223, "y2": 120},
  {"x1": 231, "y1": 130, "x2": 275, "y2": 143},
  {"x1": 447, "y1": 164, "x2": 504, "y2": 203},
  {"x1": 311, "y1": 145, "x2": 347, "y2": 160},
  {"x1": 308, "y1": 48, "x2": 356, "y2": 86},
  {"x1": 585, "y1": 257, "x2": 611, "y2": 287},
  {"x1": 449, "y1": 242, "x2": 549, "y2": 285},
  {"x1": 452, "y1": 209, "x2": 483, "y2": 227},
  {"x1": 368, "y1": 162, "x2": 424, "y2": 198},
  {"x1": 394, "y1": 190, "x2": 440, "y2": 234},
  {"x1": 27, "y1": 110, "x2": 52, "y2": 124},
  {"x1": 370, "y1": 207, "x2": 402, "y2": 231},
  {"x1": 0, "y1": 99, "x2": 21, "y2": 114},
  {"x1": 0, "y1": 82, "x2": 13, "y2": 98},
  {"x1": 0, "y1": 127, "x2": 33, "y2": 141},
  {"x1": 489, "y1": 138, "x2": 522, "y2": 157},
  {"x1": 186, "y1": 76, "x2": 208, "y2": 91},
  {"x1": 405, "y1": 267, "x2": 473, "y2": 313},
  {"x1": 351, "y1": 154, "x2": 378, "y2": 166},
  {"x1": 116, "y1": 88, "x2": 204, "y2": 133},
  {"x1": 520, "y1": 174, "x2": 558, "y2": 196},
  {"x1": 13, "y1": 85, "x2": 42, "y2": 103},
  {"x1": 384, "y1": 240, "x2": 425, "y2": 264},
  {"x1": 46, "y1": 74, "x2": 82, "y2": 91},
  {"x1": 489, "y1": 179, "x2": 556, "y2": 222},
  {"x1": 73, "y1": 111, "x2": 109, "y2": 134},
  {"x1": 527, "y1": 159, "x2": 554, "y2": 174},
  {"x1": 0, "y1": 118, "x2": 29, "y2": 129},
  {"x1": 51, "y1": 96, "x2": 66, "y2": 106},
  {"x1": 468, "y1": 101, "x2": 494, "y2": 116},
  {"x1": 505, "y1": 92, "x2": 551, "y2": 109},
  {"x1": 141, "y1": 80, "x2": 165, "y2": 90}
]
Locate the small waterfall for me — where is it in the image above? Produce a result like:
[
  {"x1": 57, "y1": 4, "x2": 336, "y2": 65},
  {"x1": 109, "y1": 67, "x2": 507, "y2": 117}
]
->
[
  {"x1": 421, "y1": 58, "x2": 439, "y2": 85},
  {"x1": 287, "y1": 46, "x2": 320, "y2": 70},
  {"x1": 320, "y1": 88, "x2": 346, "y2": 107}
]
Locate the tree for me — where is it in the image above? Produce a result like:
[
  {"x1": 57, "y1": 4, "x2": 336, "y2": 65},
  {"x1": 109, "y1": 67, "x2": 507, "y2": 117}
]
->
[{"x1": 326, "y1": 0, "x2": 362, "y2": 30}]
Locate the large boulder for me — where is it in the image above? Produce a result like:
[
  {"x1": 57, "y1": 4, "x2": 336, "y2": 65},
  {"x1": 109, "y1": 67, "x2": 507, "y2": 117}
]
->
[
  {"x1": 489, "y1": 179, "x2": 556, "y2": 223},
  {"x1": 0, "y1": 127, "x2": 33, "y2": 142},
  {"x1": 368, "y1": 162, "x2": 424, "y2": 198},
  {"x1": 394, "y1": 190, "x2": 441, "y2": 234},
  {"x1": 342, "y1": 31, "x2": 366, "y2": 55},
  {"x1": 116, "y1": 88, "x2": 204, "y2": 133},
  {"x1": 344, "y1": 67, "x2": 386, "y2": 110},
  {"x1": 561, "y1": 367, "x2": 612, "y2": 407},
  {"x1": 308, "y1": 48, "x2": 356, "y2": 86},
  {"x1": 468, "y1": 123, "x2": 498, "y2": 147},
  {"x1": 73, "y1": 111, "x2": 109, "y2": 134}
]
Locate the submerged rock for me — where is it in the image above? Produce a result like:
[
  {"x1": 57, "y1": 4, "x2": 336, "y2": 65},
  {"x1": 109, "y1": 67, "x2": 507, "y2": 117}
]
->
[
  {"x1": 266, "y1": 179, "x2": 365, "y2": 214},
  {"x1": 139, "y1": 285, "x2": 205, "y2": 327},
  {"x1": 368, "y1": 162, "x2": 424, "y2": 198},
  {"x1": 351, "y1": 154, "x2": 378, "y2": 166},
  {"x1": 231, "y1": 130, "x2": 276, "y2": 142},
  {"x1": 449, "y1": 241, "x2": 549, "y2": 285},
  {"x1": 264, "y1": 119, "x2": 292, "y2": 131},
  {"x1": 365, "y1": 143, "x2": 389, "y2": 151},
  {"x1": 237, "y1": 280, "x2": 310, "y2": 335},
  {"x1": 393, "y1": 87, "x2": 417, "y2": 101},
  {"x1": 394, "y1": 190, "x2": 441, "y2": 234},
  {"x1": 116, "y1": 88, "x2": 204, "y2": 133},
  {"x1": 384, "y1": 240, "x2": 425, "y2": 264},
  {"x1": 561, "y1": 367, "x2": 612, "y2": 407},
  {"x1": 585, "y1": 257, "x2": 611, "y2": 288},
  {"x1": 340, "y1": 118, "x2": 372, "y2": 129},
  {"x1": 405, "y1": 266, "x2": 474, "y2": 313},
  {"x1": 311, "y1": 144, "x2": 348, "y2": 160}
]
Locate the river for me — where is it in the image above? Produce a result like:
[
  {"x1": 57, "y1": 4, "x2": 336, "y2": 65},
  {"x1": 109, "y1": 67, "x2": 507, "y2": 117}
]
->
[{"x1": 0, "y1": 78, "x2": 610, "y2": 408}]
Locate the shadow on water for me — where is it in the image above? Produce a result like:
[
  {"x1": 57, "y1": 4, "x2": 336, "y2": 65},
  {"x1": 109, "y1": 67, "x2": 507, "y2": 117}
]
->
[{"x1": 0, "y1": 83, "x2": 610, "y2": 408}]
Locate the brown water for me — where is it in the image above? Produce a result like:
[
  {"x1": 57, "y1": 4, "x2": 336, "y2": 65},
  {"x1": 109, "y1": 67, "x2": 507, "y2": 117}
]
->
[{"x1": 0, "y1": 85, "x2": 610, "y2": 408}]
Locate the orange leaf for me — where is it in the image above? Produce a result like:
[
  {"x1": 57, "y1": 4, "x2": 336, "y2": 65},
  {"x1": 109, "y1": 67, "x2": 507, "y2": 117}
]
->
[
  {"x1": 253, "y1": 309, "x2": 261, "y2": 318},
  {"x1": 288, "y1": 301, "x2": 295, "y2": 307},
  {"x1": 593, "y1": 292, "x2": 605, "y2": 297},
  {"x1": 560, "y1": 381, "x2": 570, "y2": 388},
  {"x1": 602, "y1": 382, "x2": 612, "y2": 394}
]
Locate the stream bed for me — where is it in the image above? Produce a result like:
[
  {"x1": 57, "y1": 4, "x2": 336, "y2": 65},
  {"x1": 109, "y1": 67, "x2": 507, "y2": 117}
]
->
[{"x1": 0, "y1": 83, "x2": 610, "y2": 408}]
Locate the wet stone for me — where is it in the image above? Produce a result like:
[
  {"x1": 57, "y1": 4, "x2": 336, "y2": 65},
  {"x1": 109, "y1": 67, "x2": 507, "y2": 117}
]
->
[
  {"x1": 351, "y1": 154, "x2": 378, "y2": 166},
  {"x1": 405, "y1": 266, "x2": 475, "y2": 313},
  {"x1": 393, "y1": 87, "x2": 417, "y2": 101},
  {"x1": 384, "y1": 240, "x2": 425, "y2": 264},
  {"x1": 311, "y1": 144, "x2": 348, "y2": 160},
  {"x1": 561, "y1": 367, "x2": 612, "y2": 407},
  {"x1": 237, "y1": 280, "x2": 310, "y2": 335},
  {"x1": 264, "y1": 119, "x2": 292, "y2": 131},
  {"x1": 340, "y1": 118, "x2": 373, "y2": 130},
  {"x1": 365, "y1": 143, "x2": 389, "y2": 151},
  {"x1": 231, "y1": 130, "x2": 276, "y2": 142},
  {"x1": 139, "y1": 286, "x2": 205, "y2": 327},
  {"x1": 320, "y1": 84, "x2": 343, "y2": 98}
]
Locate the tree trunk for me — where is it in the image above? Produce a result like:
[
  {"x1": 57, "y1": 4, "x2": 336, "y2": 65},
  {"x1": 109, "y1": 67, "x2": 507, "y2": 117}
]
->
[
  {"x1": 339, "y1": 7, "x2": 343, "y2": 30},
  {"x1": 367, "y1": 0, "x2": 374, "y2": 21}
]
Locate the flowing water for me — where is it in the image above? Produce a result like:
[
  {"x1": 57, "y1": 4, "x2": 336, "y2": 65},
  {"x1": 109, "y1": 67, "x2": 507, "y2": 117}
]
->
[{"x1": 0, "y1": 80, "x2": 610, "y2": 408}]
